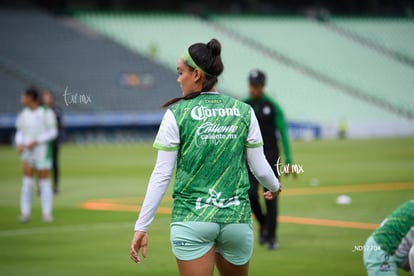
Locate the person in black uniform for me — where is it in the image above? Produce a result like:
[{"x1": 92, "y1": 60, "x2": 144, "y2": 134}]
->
[
  {"x1": 42, "y1": 90, "x2": 62, "y2": 194},
  {"x1": 244, "y1": 69, "x2": 293, "y2": 250}
]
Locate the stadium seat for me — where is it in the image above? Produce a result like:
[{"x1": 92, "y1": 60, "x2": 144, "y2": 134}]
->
[{"x1": 76, "y1": 13, "x2": 413, "y2": 125}]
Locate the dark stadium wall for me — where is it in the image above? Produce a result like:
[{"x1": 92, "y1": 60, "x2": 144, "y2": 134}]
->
[{"x1": 3, "y1": 0, "x2": 414, "y2": 15}]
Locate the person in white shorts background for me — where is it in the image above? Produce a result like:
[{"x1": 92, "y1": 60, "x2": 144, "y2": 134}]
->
[{"x1": 15, "y1": 87, "x2": 57, "y2": 223}]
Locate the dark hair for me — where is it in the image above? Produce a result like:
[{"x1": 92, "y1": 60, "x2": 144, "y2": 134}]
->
[
  {"x1": 24, "y1": 87, "x2": 39, "y2": 102},
  {"x1": 161, "y1": 38, "x2": 224, "y2": 108},
  {"x1": 248, "y1": 70, "x2": 266, "y2": 86}
]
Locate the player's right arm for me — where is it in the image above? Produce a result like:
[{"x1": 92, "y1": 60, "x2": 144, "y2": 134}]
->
[
  {"x1": 15, "y1": 130, "x2": 24, "y2": 153},
  {"x1": 15, "y1": 112, "x2": 24, "y2": 153}
]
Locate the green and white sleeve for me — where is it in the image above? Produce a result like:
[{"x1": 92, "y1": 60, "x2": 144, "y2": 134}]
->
[{"x1": 153, "y1": 109, "x2": 180, "y2": 151}]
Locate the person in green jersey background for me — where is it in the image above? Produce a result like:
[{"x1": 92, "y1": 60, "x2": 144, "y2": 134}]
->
[
  {"x1": 244, "y1": 69, "x2": 293, "y2": 250},
  {"x1": 363, "y1": 199, "x2": 414, "y2": 275},
  {"x1": 130, "y1": 39, "x2": 282, "y2": 276},
  {"x1": 42, "y1": 90, "x2": 63, "y2": 195}
]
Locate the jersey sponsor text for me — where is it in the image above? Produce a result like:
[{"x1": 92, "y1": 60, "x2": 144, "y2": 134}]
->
[{"x1": 190, "y1": 105, "x2": 240, "y2": 121}]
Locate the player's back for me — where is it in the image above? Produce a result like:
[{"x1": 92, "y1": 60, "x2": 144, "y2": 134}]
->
[{"x1": 170, "y1": 92, "x2": 253, "y2": 223}]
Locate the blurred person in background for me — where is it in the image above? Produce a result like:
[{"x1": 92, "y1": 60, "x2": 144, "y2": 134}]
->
[
  {"x1": 244, "y1": 69, "x2": 293, "y2": 250},
  {"x1": 338, "y1": 118, "x2": 348, "y2": 139},
  {"x1": 42, "y1": 89, "x2": 62, "y2": 194},
  {"x1": 15, "y1": 87, "x2": 57, "y2": 222},
  {"x1": 130, "y1": 39, "x2": 281, "y2": 276},
  {"x1": 363, "y1": 199, "x2": 414, "y2": 276}
]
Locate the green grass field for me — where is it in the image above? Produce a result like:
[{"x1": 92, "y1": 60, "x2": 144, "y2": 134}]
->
[{"x1": 1, "y1": 137, "x2": 414, "y2": 275}]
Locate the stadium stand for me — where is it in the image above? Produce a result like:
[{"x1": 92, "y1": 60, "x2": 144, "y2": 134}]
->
[
  {"x1": 0, "y1": 8, "x2": 181, "y2": 142},
  {"x1": 75, "y1": 12, "x2": 414, "y2": 138},
  {"x1": 210, "y1": 15, "x2": 414, "y2": 118},
  {"x1": 2, "y1": 9, "x2": 413, "y2": 140},
  {"x1": 330, "y1": 18, "x2": 414, "y2": 64}
]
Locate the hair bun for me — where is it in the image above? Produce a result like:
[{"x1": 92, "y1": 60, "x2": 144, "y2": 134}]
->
[{"x1": 207, "y1": 38, "x2": 221, "y2": 56}]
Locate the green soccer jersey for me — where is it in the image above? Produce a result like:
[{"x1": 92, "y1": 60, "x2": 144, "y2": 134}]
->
[
  {"x1": 372, "y1": 200, "x2": 414, "y2": 257},
  {"x1": 153, "y1": 92, "x2": 263, "y2": 224}
]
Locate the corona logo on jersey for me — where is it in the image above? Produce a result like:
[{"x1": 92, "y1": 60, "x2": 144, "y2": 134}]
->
[{"x1": 190, "y1": 105, "x2": 240, "y2": 121}]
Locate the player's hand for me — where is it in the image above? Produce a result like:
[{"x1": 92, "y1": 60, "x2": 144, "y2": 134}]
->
[
  {"x1": 17, "y1": 144, "x2": 25, "y2": 153},
  {"x1": 27, "y1": 140, "x2": 37, "y2": 150},
  {"x1": 130, "y1": 231, "x2": 148, "y2": 264},
  {"x1": 264, "y1": 187, "x2": 282, "y2": 200}
]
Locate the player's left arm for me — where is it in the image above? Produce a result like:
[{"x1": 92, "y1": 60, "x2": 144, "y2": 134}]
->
[
  {"x1": 272, "y1": 100, "x2": 292, "y2": 164},
  {"x1": 246, "y1": 108, "x2": 281, "y2": 199}
]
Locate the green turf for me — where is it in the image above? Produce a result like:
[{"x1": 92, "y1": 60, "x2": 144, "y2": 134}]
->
[{"x1": 0, "y1": 137, "x2": 413, "y2": 275}]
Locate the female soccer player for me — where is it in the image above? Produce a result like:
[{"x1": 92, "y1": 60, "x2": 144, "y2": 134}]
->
[
  {"x1": 15, "y1": 87, "x2": 57, "y2": 222},
  {"x1": 130, "y1": 39, "x2": 281, "y2": 276}
]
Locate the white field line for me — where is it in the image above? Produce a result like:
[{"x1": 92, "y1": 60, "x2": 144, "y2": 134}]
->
[{"x1": 0, "y1": 222, "x2": 132, "y2": 237}]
